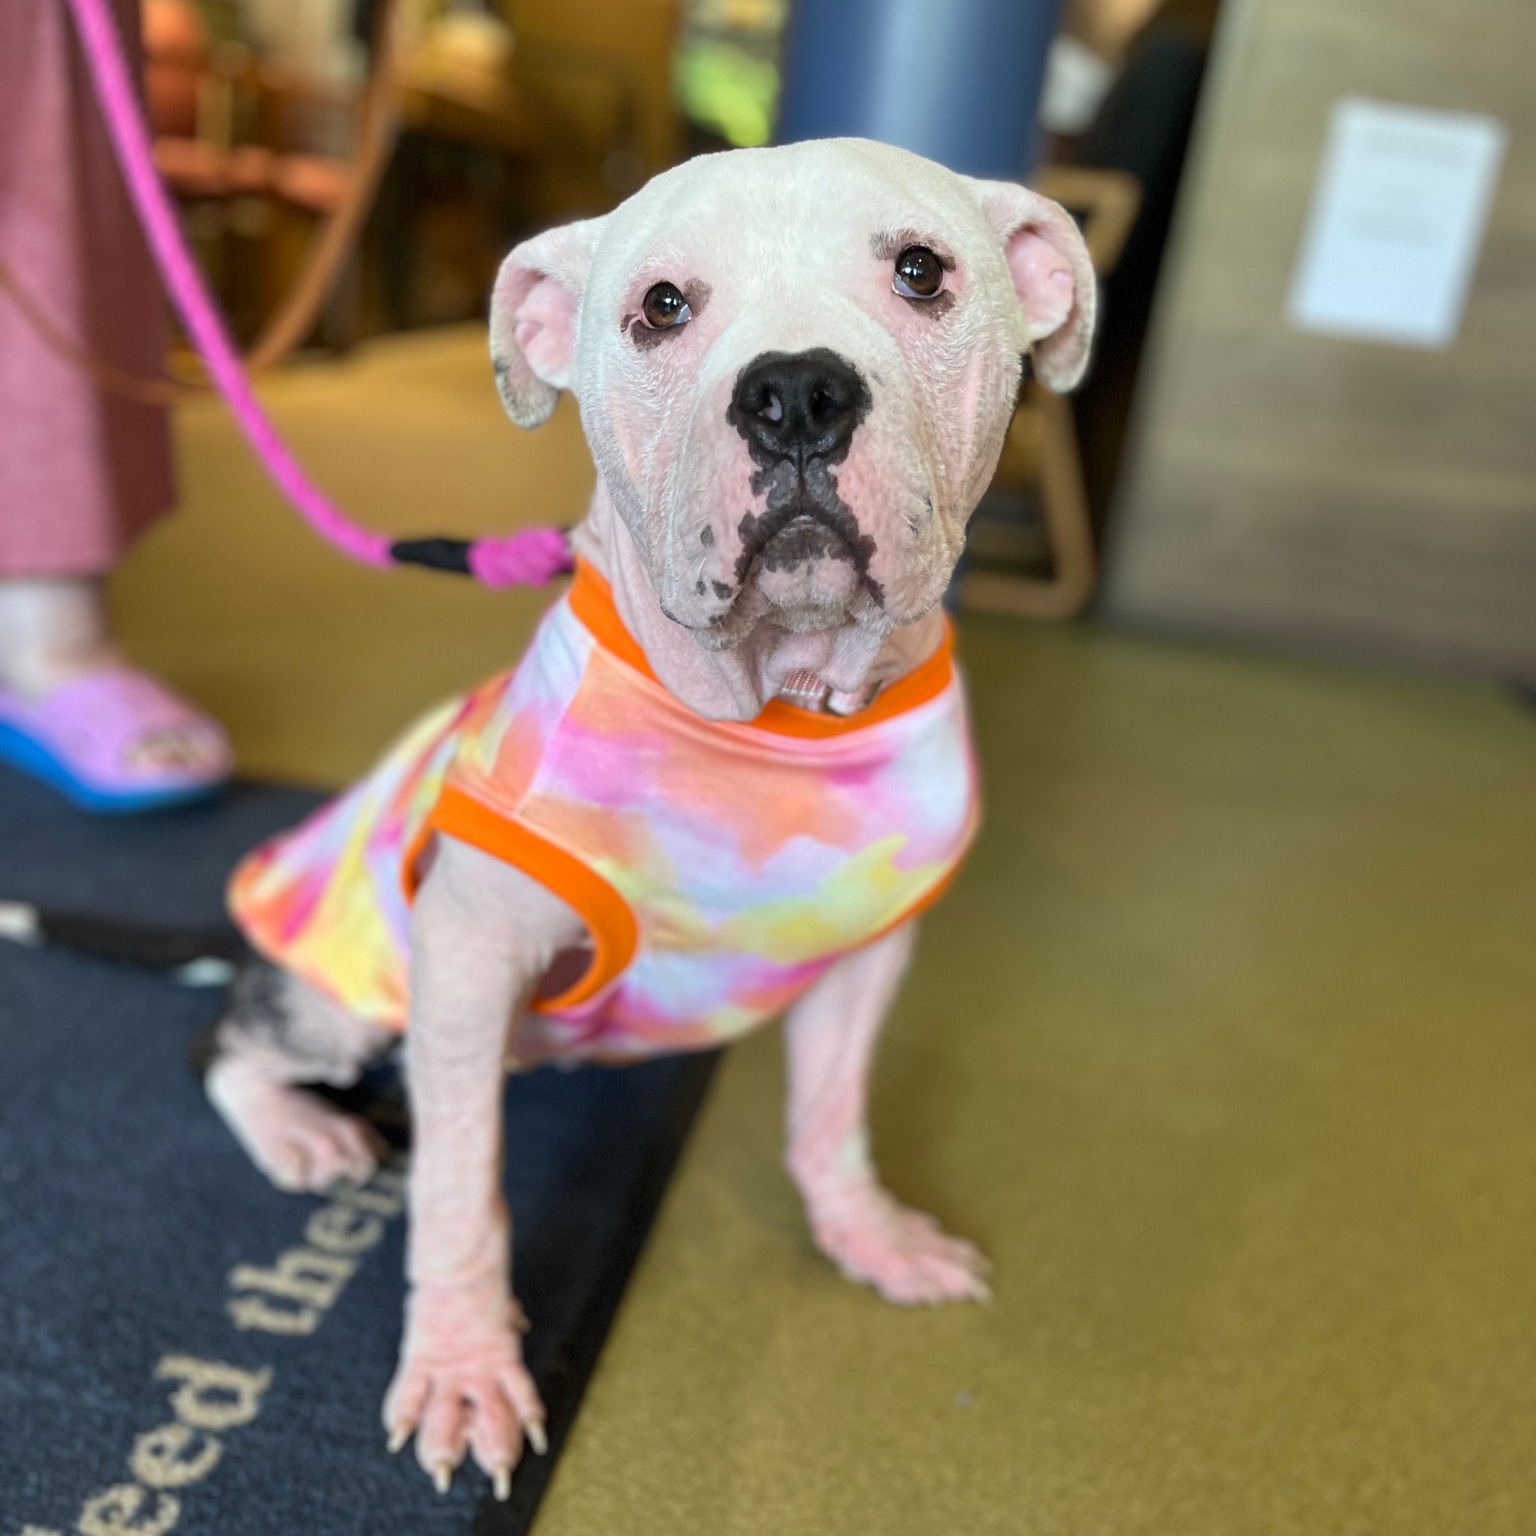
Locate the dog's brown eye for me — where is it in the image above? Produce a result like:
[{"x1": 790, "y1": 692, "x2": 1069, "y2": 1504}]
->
[
  {"x1": 641, "y1": 281, "x2": 691, "y2": 329},
  {"x1": 893, "y1": 245, "x2": 945, "y2": 300}
]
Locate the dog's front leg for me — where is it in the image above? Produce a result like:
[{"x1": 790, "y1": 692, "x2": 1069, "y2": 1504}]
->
[
  {"x1": 384, "y1": 838, "x2": 583, "y2": 1498},
  {"x1": 785, "y1": 921, "x2": 991, "y2": 1305}
]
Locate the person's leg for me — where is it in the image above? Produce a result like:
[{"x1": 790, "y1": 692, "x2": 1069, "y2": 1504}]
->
[
  {"x1": 0, "y1": 579, "x2": 114, "y2": 697},
  {"x1": 0, "y1": 0, "x2": 227, "y2": 787}
]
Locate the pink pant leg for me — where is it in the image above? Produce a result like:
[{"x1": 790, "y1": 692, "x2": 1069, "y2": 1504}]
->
[{"x1": 0, "y1": 0, "x2": 175, "y2": 579}]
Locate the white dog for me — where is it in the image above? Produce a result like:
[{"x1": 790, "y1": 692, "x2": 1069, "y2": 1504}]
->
[{"x1": 200, "y1": 138, "x2": 1095, "y2": 1497}]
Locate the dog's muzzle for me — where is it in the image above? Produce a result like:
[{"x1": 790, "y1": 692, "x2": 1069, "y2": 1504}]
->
[{"x1": 726, "y1": 349, "x2": 880, "y2": 601}]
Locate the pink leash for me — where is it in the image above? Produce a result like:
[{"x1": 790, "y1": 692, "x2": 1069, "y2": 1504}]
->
[{"x1": 62, "y1": 0, "x2": 572, "y2": 588}]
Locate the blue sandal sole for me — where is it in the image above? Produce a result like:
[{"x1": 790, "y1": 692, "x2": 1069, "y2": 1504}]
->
[{"x1": 0, "y1": 717, "x2": 226, "y2": 815}]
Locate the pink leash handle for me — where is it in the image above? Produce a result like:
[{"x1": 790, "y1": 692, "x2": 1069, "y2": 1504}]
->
[{"x1": 63, "y1": 0, "x2": 572, "y2": 589}]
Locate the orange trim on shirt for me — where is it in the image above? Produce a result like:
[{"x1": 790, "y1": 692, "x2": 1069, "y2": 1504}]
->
[
  {"x1": 566, "y1": 557, "x2": 956, "y2": 738},
  {"x1": 567, "y1": 559, "x2": 660, "y2": 681},
  {"x1": 408, "y1": 786, "x2": 639, "y2": 1015},
  {"x1": 753, "y1": 633, "x2": 954, "y2": 736}
]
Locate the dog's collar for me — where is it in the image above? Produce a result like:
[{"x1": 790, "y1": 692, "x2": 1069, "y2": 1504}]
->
[{"x1": 565, "y1": 558, "x2": 954, "y2": 738}]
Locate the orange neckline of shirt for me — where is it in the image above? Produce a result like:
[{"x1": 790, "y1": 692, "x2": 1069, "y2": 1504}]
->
[{"x1": 565, "y1": 557, "x2": 956, "y2": 738}]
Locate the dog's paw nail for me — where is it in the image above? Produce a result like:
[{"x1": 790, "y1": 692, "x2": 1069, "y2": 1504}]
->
[
  {"x1": 433, "y1": 1460, "x2": 453, "y2": 1495},
  {"x1": 387, "y1": 1426, "x2": 410, "y2": 1455},
  {"x1": 526, "y1": 1419, "x2": 548, "y2": 1457},
  {"x1": 493, "y1": 1463, "x2": 512, "y2": 1501}
]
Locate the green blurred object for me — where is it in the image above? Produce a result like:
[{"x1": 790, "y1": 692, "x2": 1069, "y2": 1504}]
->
[{"x1": 673, "y1": 0, "x2": 786, "y2": 148}]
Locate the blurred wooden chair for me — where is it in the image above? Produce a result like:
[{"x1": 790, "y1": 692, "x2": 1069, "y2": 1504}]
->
[
  {"x1": 142, "y1": 0, "x2": 371, "y2": 350},
  {"x1": 960, "y1": 165, "x2": 1140, "y2": 620},
  {"x1": 141, "y1": 0, "x2": 537, "y2": 348},
  {"x1": 144, "y1": 0, "x2": 354, "y2": 215}
]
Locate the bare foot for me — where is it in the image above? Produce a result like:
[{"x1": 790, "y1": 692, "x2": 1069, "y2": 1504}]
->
[{"x1": 0, "y1": 576, "x2": 229, "y2": 778}]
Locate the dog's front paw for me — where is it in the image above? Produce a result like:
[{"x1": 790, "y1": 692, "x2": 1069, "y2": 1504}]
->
[
  {"x1": 383, "y1": 1304, "x2": 546, "y2": 1500},
  {"x1": 807, "y1": 1183, "x2": 991, "y2": 1306}
]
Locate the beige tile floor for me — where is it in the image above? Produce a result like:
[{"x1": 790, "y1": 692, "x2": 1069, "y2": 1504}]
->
[{"x1": 115, "y1": 327, "x2": 1536, "y2": 1535}]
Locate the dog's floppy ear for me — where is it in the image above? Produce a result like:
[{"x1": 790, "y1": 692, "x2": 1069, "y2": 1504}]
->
[
  {"x1": 964, "y1": 179, "x2": 1097, "y2": 392},
  {"x1": 489, "y1": 216, "x2": 607, "y2": 428}
]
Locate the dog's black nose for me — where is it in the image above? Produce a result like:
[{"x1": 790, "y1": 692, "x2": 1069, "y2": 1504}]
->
[{"x1": 729, "y1": 349, "x2": 870, "y2": 463}]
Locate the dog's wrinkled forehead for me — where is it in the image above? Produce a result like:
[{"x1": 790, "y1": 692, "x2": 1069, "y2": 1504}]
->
[
  {"x1": 579, "y1": 141, "x2": 1007, "y2": 357},
  {"x1": 607, "y1": 145, "x2": 988, "y2": 279}
]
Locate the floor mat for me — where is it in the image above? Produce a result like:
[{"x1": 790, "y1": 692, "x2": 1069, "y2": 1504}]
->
[{"x1": 0, "y1": 768, "x2": 715, "y2": 1535}]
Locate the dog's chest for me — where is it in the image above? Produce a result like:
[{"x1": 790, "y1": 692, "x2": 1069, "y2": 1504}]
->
[
  {"x1": 510, "y1": 689, "x2": 978, "y2": 1059},
  {"x1": 503, "y1": 612, "x2": 978, "y2": 1044}
]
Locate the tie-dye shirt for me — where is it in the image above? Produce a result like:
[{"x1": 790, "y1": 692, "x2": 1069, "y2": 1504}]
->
[{"x1": 228, "y1": 560, "x2": 979, "y2": 1067}]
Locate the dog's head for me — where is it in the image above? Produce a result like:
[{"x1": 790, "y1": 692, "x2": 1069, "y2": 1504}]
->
[{"x1": 490, "y1": 139, "x2": 1095, "y2": 646}]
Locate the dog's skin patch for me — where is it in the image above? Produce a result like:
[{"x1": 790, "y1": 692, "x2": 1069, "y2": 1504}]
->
[
  {"x1": 733, "y1": 496, "x2": 881, "y2": 602},
  {"x1": 904, "y1": 289, "x2": 957, "y2": 322},
  {"x1": 627, "y1": 316, "x2": 681, "y2": 351}
]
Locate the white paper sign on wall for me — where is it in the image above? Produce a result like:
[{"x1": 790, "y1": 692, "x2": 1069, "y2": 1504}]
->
[{"x1": 1287, "y1": 98, "x2": 1507, "y2": 350}]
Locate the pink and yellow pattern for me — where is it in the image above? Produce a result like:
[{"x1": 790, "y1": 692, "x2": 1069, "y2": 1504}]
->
[{"x1": 229, "y1": 561, "x2": 979, "y2": 1066}]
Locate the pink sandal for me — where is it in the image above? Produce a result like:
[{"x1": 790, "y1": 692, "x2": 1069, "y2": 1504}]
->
[{"x1": 0, "y1": 666, "x2": 232, "y2": 813}]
